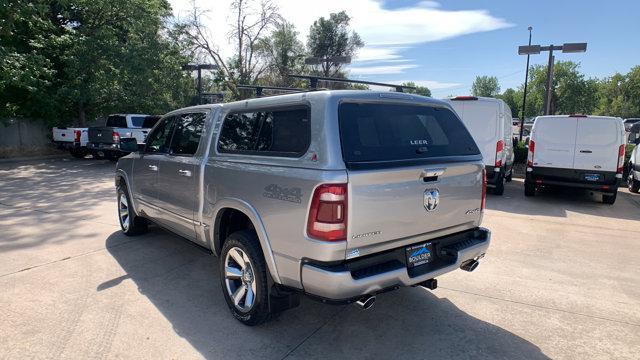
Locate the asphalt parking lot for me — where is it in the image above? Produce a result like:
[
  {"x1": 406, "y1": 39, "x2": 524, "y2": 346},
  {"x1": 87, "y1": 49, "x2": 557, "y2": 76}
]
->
[{"x1": 1, "y1": 158, "x2": 639, "y2": 359}]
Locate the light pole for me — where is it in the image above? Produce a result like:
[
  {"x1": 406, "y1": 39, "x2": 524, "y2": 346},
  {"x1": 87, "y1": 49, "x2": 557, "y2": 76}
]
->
[
  {"x1": 181, "y1": 64, "x2": 218, "y2": 104},
  {"x1": 518, "y1": 26, "x2": 533, "y2": 140},
  {"x1": 518, "y1": 42, "x2": 587, "y2": 115}
]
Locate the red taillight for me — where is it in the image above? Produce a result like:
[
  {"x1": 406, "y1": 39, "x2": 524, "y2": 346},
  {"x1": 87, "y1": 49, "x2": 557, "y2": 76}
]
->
[
  {"x1": 481, "y1": 169, "x2": 487, "y2": 211},
  {"x1": 527, "y1": 140, "x2": 536, "y2": 167},
  {"x1": 495, "y1": 140, "x2": 504, "y2": 167},
  {"x1": 617, "y1": 144, "x2": 625, "y2": 174},
  {"x1": 112, "y1": 131, "x2": 121, "y2": 142},
  {"x1": 451, "y1": 96, "x2": 478, "y2": 101},
  {"x1": 307, "y1": 184, "x2": 347, "y2": 241},
  {"x1": 74, "y1": 130, "x2": 81, "y2": 143}
]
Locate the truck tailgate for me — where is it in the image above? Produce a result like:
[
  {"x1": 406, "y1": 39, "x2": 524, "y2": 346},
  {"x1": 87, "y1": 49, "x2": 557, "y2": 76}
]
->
[
  {"x1": 346, "y1": 162, "x2": 483, "y2": 253},
  {"x1": 88, "y1": 127, "x2": 115, "y2": 144}
]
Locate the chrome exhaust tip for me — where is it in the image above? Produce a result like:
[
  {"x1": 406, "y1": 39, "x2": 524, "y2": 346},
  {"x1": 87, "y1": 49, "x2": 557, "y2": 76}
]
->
[
  {"x1": 460, "y1": 259, "x2": 479, "y2": 272},
  {"x1": 355, "y1": 295, "x2": 376, "y2": 310}
]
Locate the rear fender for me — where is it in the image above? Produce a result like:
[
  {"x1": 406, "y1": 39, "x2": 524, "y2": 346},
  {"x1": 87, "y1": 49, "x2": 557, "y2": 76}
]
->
[{"x1": 209, "y1": 198, "x2": 281, "y2": 284}]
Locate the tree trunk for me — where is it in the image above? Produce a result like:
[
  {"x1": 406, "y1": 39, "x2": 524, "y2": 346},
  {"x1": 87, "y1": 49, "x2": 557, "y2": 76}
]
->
[{"x1": 78, "y1": 101, "x2": 86, "y2": 127}]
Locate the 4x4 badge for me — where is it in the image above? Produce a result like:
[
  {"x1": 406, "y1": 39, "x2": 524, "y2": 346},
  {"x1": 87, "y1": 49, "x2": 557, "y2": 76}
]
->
[{"x1": 423, "y1": 189, "x2": 439, "y2": 211}]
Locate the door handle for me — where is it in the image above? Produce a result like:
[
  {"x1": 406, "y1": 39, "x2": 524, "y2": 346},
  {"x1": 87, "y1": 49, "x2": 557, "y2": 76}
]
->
[
  {"x1": 579, "y1": 150, "x2": 592, "y2": 153},
  {"x1": 178, "y1": 169, "x2": 192, "y2": 177},
  {"x1": 148, "y1": 165, "x2": 158, "y2": 171}
]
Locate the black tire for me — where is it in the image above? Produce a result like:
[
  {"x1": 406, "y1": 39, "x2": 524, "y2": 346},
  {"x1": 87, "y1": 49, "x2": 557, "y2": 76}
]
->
[
  {"x1": 117, "y1": 184, "x2": 148, "y2": 235},
  {"x1": 219, "y1": 230, "x2": 271, "y2": 326},
  {"x1": 629, "y1": 171, "x2": 640, "y2": 193},
  {"x1": 602, "y1": 191, "x2": 617, "y2": 205},
  {"x1": 505, "y1": 170, "x2": 513, "y2": 182},
  {"x1": 70, "y1": 148, "x2": 87, "y2": 158},
  {"x1": 92, "y1": 150, "x2": 106, "y2": 160},
  {"x1": 493, "y1": 175, "x2": 505, "y2": 195},
  {"x1": 524, "y1": 180, "x2": 536, "y2": 197}
]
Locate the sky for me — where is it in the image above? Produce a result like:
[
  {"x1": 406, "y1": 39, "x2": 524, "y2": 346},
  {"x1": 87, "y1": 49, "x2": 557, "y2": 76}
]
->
[{"x1": 168, "y1": 0, "x2": 640, "y2": 97}]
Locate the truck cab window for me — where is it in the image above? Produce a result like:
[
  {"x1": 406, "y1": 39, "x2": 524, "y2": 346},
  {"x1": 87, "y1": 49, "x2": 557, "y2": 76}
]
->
[
  {"x1": 145, "y1": 116, "x2": 175, "y2": 153},
  {"x1": 169, "y1": 113, "x2": 207, "y2": 156}
]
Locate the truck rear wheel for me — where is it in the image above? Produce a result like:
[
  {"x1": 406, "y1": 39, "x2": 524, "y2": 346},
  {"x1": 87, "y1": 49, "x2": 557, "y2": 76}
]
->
[
  {"x1": 524, "y1": 181, "x2": 535, "y2": 197},
  {"x1": 493, "y1": 175, "x2": 505, "y2": 195},
  {"x1": 602, "y1": 191, "x2": 617, "y2": 205},
  {"x1": 220, "y1": 230, "x2": 271, "y2": 326},
  {"x1": 70, "y1": 148, "x2": 87, "y2": 158}
]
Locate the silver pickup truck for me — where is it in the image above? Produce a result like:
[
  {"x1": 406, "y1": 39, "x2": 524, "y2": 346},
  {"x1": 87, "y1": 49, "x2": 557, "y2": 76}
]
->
[{"x1": 115, "y1": 90, "x2": 491, "y2": 325}]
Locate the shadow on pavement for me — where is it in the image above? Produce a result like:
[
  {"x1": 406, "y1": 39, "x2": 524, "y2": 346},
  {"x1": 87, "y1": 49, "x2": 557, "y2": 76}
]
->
[
  {"x1": 0, "y1": 158, "x2": 117, "y2": 252},
  {"x1": 101, "y1": 230, "x2": 549, "y2": 360}
]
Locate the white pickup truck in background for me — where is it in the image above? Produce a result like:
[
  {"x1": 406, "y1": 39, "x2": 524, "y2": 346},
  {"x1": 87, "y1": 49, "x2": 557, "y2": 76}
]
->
[
  {"x1": 52, "y1": 127, "x2": 89, "y2": 158},
  {"x1": 87, "y1": 114, "x2": 160, "y2": 160}
]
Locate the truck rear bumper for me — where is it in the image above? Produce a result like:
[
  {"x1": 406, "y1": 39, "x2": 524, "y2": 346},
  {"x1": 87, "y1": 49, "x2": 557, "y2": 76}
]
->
[
  {"x1": 53, "y1": 141, "x2": 83, "y2": 150},
  {"x1": 300, "y1": 227, "x2": 490, "y2": 300},
  {"x1": 526, "y1": 167, "x2": 620, "y2": 193},
  {"x1": 87, "y1": 142, "x2": 122, "y2": 152}
]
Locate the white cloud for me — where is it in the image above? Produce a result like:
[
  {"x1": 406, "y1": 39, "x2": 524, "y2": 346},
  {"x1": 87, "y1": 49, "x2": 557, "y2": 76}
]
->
[
  {"x1": 349, "y1": 64, "x2": 419, "y2": 75},
  {"x1": 354, "y1": 46, "x2": 406, "y2": 62},
  {"x1": 168, "y1": 0, "x2": 512, "y2": 75}
]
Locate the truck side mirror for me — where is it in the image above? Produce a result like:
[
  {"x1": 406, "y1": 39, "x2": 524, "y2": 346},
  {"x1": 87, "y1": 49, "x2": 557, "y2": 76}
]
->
[{"x1": 120, "y1": 138, "x2": 138, "y2": 153}]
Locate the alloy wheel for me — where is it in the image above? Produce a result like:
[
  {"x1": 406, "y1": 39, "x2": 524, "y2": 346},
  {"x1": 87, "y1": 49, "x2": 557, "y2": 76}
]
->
[
  {"x1": 118, "y1": 193, "x2": 130, "y2": 231},
  {"x1": 224, "y1": 247, "x2": 257, "y2": 312}
]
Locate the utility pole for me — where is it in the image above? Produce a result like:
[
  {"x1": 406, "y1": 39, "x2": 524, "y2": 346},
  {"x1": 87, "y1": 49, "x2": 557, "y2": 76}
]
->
[
  {"x1": 543, "y1": 47, "x2": 556, "y2": 115},
  {"x1": 518, "y1": 42, "x2": 587, "y2": 116},
  {"x1": 518, "y1": 26, "x2": 533, "y2": 140}
]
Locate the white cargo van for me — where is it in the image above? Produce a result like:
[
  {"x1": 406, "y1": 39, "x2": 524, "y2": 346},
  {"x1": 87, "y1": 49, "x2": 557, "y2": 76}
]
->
[
  {"x1": 525, "y1": 115, "x2": 625, "y2": 204},
  {"x1": 445, "y1": 96, "x2": 514, "y2": 195}
]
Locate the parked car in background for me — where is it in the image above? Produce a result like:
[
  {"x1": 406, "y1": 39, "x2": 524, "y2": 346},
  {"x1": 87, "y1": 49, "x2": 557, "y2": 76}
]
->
[
  {"x1": 627, "y1": 124, "x2": 640, "y2": 193},
  {"x1": 525, "y1": 114, "x2": 625, "y2": 204},
  {"x1": 624, "y1": 118, "x2": 640, "y2": 132},
  {"x1": 628, "y1": 139, "x2": 640, "y2": 193},
  {"x1": 444, "y1": 96, "x2": 514, "y2": 195},
  {"x1": 52, "y1": 127, "x2": 88, "y2": 158},
  {"x1": 87, "y1": 114, "x2": 159, "y2": 160},
  {"x1": 115, "y1": 91, "x2": 491, "y2": 325}
]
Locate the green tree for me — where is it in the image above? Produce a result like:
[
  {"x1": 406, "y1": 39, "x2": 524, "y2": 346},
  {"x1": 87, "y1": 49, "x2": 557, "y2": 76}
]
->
[
  {"x1": 471, "y1": 75, "x2": 500, "y2": 97},
  {"x1": 498, "y1": 88, "x2": 520, "y2": 116},
  {"x1": 256, "y1": 21, "x2": 306, "y2": 87},
  {"x1": 179, "y1": 0, "x2": 281, "y2": 99},
  {"x1": 527, "y1": 61, "x2": 598, "y2": 115},
  {"x1": 401, "y1": 82, "x2": 431, "y2": 97},
  {"x1": 596, "y1": 66, "x2": 640, "y2": 118},
  {"x1": 307, "y1": 11, "x2": 364, "y2": 77},
  {"x1": 1, "y1": 0, "x2": 194, "y2": 126}
]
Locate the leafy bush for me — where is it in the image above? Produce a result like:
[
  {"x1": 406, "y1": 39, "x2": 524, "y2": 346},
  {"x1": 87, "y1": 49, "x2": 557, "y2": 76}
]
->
[{"x1": 514, "y1": 140, "x2": 528, "y2": 164}]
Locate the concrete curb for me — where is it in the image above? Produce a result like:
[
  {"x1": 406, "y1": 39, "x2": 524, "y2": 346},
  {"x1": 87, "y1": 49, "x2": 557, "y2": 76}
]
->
[{"x1": 0, "y1": 154, "x2": 68, "y2": 164}]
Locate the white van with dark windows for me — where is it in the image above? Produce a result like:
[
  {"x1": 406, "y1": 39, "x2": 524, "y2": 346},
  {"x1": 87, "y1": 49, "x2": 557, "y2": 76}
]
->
[
  {"x1": 445, "y1": 96, "x2": 514, "y2": 195},
  {"x1": 525, "y1": 115, "x2": 625, "y2": 204}
]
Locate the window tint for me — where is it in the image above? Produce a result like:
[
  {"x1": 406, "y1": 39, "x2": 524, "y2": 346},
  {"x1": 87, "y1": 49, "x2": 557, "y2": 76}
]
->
[
  {"x1": 217, "y1": 107, "x2": 310, "y2": 157},
  {"x1": 169, "y1": 113, "x2": 207, "y2": 156},
  {"x1": 106, "y1": 115, "x2": 127, "y2": 128},
  {"x1": 338, "y1": 103, "x2": 479, "y2": 165},
  {"x1": 145, "y1": 116, "x2": 175, "y2": 153},
  {"x1": 130, "y1": 116, "x2": 146, "y2": 128},
  {"x1": 142, "y1": 116, "x2": 161, "y2": 128}
]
